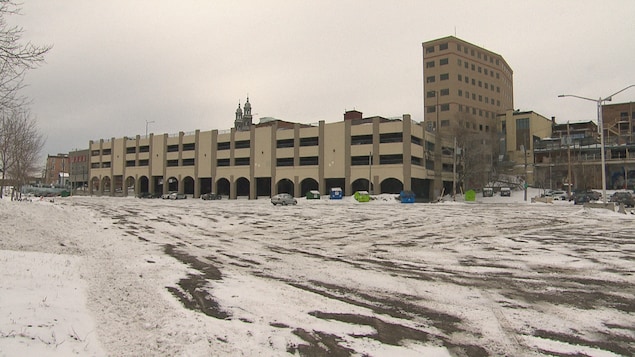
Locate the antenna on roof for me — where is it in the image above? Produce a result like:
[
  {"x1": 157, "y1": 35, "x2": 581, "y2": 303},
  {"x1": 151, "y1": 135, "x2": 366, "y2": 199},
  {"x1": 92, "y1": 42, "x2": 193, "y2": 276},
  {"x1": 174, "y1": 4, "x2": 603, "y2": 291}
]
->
[{"x1": 454, "y1": 26, "x2": 457, "y2": 36}]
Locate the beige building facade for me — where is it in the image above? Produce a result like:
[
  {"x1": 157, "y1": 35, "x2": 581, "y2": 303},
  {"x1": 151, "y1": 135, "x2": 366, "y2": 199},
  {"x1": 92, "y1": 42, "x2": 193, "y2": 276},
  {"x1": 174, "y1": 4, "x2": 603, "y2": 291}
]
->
[
  {"x1": 422, "y1": 36, "x2": 514, "y2": 134},
  {"x1": 498, "y1": 110, "x2": 553, "y2": 185},
  {"x1": 89, "y1": 112, "x2": 456, "y2": 200}
]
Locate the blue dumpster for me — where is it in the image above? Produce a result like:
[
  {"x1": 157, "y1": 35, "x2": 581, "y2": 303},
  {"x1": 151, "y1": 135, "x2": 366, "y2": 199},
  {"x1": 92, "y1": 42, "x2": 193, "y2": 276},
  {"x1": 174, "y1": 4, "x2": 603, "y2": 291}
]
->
[
  {"x1": 329, "y1": 187, "x2": 343, "y2": 199},
  {"x1": 399, "y1": 190, "x2": 415, "y2": 203}
]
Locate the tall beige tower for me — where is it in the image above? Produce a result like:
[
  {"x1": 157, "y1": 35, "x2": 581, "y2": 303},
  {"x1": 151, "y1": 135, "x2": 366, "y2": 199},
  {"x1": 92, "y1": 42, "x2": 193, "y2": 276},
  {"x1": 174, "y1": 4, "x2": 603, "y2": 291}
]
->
[{"x1": 422, "y1": 36, "x2": 514, "y2": 135}]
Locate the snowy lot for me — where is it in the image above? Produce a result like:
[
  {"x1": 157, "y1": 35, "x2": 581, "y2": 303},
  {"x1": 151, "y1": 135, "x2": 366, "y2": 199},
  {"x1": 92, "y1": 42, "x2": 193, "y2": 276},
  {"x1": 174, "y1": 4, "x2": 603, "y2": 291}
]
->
[{"x1": 1, "y1": 190, "x2": 634, "y2": 356}]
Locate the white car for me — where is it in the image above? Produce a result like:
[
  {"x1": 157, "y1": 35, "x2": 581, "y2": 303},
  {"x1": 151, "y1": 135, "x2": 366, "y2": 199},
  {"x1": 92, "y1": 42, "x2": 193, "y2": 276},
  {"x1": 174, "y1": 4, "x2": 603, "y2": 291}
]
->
[{"x1": 271, "y1": 193, "x2": 297, "y2": 206}]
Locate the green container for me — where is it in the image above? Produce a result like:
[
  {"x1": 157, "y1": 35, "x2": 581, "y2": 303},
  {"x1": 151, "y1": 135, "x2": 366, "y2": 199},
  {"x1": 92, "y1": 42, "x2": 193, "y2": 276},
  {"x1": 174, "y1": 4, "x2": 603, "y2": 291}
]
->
[
  {"x1": 306, "y1": 190, "x2": 321, "y2": 199},
  {"x1": 354, "y1": 191, "x2": 370, "y2": 202}
]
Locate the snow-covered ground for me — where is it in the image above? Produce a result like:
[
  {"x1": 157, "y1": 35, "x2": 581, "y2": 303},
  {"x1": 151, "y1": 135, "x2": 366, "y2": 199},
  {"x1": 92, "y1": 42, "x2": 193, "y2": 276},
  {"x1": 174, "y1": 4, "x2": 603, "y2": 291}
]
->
[{"x1": 1, "y1": 188, "x2": 634, "y2": 356}]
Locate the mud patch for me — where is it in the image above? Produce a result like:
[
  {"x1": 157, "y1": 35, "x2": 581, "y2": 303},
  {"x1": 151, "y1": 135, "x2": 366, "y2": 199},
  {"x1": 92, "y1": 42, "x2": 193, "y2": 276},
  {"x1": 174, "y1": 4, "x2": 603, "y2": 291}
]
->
[{"x1": 163, "y1": 244, "x2": 228, "y2": 319}]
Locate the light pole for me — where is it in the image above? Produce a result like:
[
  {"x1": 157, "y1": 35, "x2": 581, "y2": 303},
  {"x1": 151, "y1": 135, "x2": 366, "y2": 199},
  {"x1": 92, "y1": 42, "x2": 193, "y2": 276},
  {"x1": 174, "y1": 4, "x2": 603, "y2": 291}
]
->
[
  {"x1": 145, "y1": 120, "x2": 155, "y2": 138},
  {"x1": 558, "y1": 84, "x2": 635, "y2": 204}
]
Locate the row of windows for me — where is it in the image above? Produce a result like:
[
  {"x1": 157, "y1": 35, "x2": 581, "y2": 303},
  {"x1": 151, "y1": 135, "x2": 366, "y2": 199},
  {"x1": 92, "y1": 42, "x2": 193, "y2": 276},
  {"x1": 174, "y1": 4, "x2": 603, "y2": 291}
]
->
[
  {"x1": 458, "y1": 105, "x2": 498, "y2": 120},
  {"x1": 424, "y1": 42, "x2": 501, "y2": 67},
  {"x1": 458, "y1": 74, "x2": 501, "y2": 93},
  {"x1": 425, "y1": 57, "x2": 502, "y2": 81},
  {"x1": 427, "y1": 88, "x2": 501, "y2": 109}
]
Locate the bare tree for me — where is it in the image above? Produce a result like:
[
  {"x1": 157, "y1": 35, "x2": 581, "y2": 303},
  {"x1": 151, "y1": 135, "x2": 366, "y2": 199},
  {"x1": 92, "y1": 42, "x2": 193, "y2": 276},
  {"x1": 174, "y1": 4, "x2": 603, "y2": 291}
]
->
[
  {"x1": 452, "y1": 116, "x2": 499, "y2": 191},
  {"x1": 0, "y1": 108, "x2": 43, "y2": 198},
  {"x1": 0, "y1": 1, "x2": 51, "y2": 110}
]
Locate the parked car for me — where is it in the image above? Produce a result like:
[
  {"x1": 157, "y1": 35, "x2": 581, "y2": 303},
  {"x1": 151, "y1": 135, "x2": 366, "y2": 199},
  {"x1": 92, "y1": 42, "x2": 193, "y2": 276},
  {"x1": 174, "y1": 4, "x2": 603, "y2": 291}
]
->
[
  {"x1": 201, "y1": 192, "x2": 222, "y2": 200},
  {"x1": 169, "y1": 192, "x2": 187, "y2": 200},
  {"x1": 271, "y1": 193, "x2": 297, "y2": 206},
  {"x1": 550, "y1": 190, "x2": 567, "y2": 200},
  {"x1": 573, "y1": 192, "x2": 592, "y2": 205},
  {"x1": 609, "y1": 191, "x2": 635, "y2": 207},
  {"x1": 500, "y1": 187, "x2": 511, "y2": 197},
  {"x1": 161, "y1": 193, "x2": 172, "y2": 199}
]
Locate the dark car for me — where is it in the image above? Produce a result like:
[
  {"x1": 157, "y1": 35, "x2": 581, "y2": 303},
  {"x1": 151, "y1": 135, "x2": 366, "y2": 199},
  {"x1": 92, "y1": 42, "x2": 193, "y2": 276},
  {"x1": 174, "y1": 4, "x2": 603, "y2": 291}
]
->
[
  {"x1": 201, "y1": 192, "x2": 222, "y2": 200},
  {"x1": 573, "y1": 193, "x2": 591, "y2": 205},
  {"x1": 609, "y1": 191, "x2": 635, "y2": 207}
]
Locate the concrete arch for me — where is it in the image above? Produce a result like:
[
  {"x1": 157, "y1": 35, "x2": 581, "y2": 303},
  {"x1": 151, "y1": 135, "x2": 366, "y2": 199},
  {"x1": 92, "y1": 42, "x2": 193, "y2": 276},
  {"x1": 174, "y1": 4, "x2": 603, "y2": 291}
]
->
[
  {"x1": 183, "y1": 176, "x2": 195, "y2": 195},
  {"x1": 166, "y1": 176, "x2": 178, "y2": 192},
  {"x1": 300, "y1": 178, "x2": 319, "y2": 196},
  {"x1": 138, "y1": 176, "x2": 150, "y2": 194},
  {"x1": 125, "y1": 176, "x2": 135, "y2": 196},
  {"x1": 91, "y1": 176, "x2": 100, "y2": 195},
  {"x1": 101, "y1": 176, "x2": 111, "y2": 194},
  {"x1": 216, "y1": 178, "x2": 230, "y2": 197},
  {"x1": 380, "y1": 178, "x2": 404, "y2": 194},
  {"x1": 236, "y1": 177, "x2": 250, "y2": 197},
  {"x1": 351, "y1": 178, "x2": 370, "y2": 193},
  {"x1": 276, "y1": 178, "x2": 294, "y2": 196}
]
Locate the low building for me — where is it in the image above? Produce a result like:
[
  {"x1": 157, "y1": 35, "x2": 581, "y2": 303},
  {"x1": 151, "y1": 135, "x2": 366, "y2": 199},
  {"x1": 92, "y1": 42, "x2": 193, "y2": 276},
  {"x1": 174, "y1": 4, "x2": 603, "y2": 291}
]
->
[{"x1": 89, "y1": 105, "x2": 456, "y2": 200}]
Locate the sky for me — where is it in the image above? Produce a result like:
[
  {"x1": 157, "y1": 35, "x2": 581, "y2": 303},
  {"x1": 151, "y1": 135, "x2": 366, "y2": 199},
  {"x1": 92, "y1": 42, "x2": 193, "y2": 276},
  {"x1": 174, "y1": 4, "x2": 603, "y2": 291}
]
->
[
  {"x1": 11, "y1": 0, "x2": 635, "y2": 159},
  {"x1": 2, "y1": 190, "x2": 634, "y2": 355}
]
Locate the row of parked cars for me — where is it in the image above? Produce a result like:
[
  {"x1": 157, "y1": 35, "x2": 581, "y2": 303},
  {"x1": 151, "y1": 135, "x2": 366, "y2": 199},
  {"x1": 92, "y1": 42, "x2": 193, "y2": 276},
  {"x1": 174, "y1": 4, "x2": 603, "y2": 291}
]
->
[{"x1": 569, "y1": 189, "x2": 635, "y2": 207}]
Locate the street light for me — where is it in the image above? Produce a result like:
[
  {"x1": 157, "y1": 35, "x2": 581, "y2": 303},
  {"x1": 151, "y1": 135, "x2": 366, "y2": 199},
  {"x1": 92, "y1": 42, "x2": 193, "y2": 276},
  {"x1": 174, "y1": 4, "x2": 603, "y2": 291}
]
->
[
  {"x1": 145, "y1": 120, "x2": 155, "y2": 138},
  {"x1": 558, "y1": 84, "x2": 635, "y2": 204}
]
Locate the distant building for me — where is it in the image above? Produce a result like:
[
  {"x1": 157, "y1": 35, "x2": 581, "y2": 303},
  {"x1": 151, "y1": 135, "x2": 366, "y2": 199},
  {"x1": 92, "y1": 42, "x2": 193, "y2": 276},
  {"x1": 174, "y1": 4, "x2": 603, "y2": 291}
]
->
[
  {"x1": 602, "y1": 102, "x2": 634, "y2": 146},
  {"x1": 234, "y1": 97, "x2": 253, "y2": 131},
  {"x1": 69, "y1": 149, "x2": 90, "y2": 193},
  {"x1": 43, "y1": 154, "x2": 69, "y2": 186},
  {"x1": 422, "y1": 36, "x2": 514, "y2": 134},
  {"x1": 497, "y1": 110, "x2": 553, "y2": 185}
]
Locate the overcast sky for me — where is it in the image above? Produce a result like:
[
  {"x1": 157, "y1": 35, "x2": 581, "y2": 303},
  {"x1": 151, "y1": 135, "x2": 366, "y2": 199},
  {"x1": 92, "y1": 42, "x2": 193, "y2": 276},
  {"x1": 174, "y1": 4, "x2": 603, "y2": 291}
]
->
[{"x1": 14, "y1": 0, "x2": 635, "y2": 158}]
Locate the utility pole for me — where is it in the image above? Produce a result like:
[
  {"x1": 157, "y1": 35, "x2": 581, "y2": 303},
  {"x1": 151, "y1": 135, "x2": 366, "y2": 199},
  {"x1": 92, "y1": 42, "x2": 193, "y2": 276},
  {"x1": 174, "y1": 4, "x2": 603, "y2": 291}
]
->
[
  {"x1": 368, "y1": 151, "x2": 372, "y2": 194},
  {"x1": 452, "y1": 136, "x2": 457, "y2": 200},
  {"x1": 567, "y1": 121, "x2": 573, "y2": 197},
  {"x1": 523, "y1": 143, "x2": 528, "y2": 202}
]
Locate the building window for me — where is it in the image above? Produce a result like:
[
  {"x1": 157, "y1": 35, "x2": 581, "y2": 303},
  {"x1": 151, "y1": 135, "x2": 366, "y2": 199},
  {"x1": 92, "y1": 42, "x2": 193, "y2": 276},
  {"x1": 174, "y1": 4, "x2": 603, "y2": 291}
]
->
[
  {"x1": 102, "y1": 149, "x2": 111, "y2": 155},
  {"x1": 440, "y1": 104, "x2": 450, "y2": 111},
  {"x1": 351, "y1": 134, "x2": 373, "y2": 145},
  {"x1": 126, "y1": 160, "x2": 135, "y2": 167},
  {"x1": 138, "y1": 159, "x2": 149, "y2": 166},
  {"x1": 379, "y1": 132, "x2": 403, "y2": 143},
  {"x1": 441, "y1": 120, "x2": 450, "y2": 127},
  {"x1": 91, "y1": 150, "x2": 100, "y2": 156},
  {"x1": 234, "y1": 157, "x2": 249, "y2": 166},
  {"x1": 102, "y1": 162, "x2": 111, "y2": 168},
  {"x1": 299, "y1": 137, "x2": 319, "y2": 147},
  {"x1": 276, "y1": 157, "x2": 294, "y2": 167},
  {"x1": 182, "y1": 158, "x2": 195, "y2": 166},
  {"x1": 471, "y1": 79, "x2": 475, "y2": 85},
  {"x1": 440, "y1": 89, "x2": 450, "y2": 96},
  {"x1": 139, "y1": 145, "x2": 149, "y2": 153},
  {"x1": 217, "y1": 158, "x2": 230, "y2": 166},
  {"x1": 299, "y1": 156, "x2": 318, "y2": 166},
  {"x1": 126, "y1": 147, "x2": 136, "y2": 154},
  {"x1": 411, "y1": 156, "x2": 423, "y2": 166},
  {"x1": 439, "y1": 43, "x2": 448, "y2": 50},
  {"x1": 464, "y1": 61, "x2": 468, "y2": 69},
  {"x1": 217, "y1": 142, "x2": 230, "y2": 150},
  {"x1": 457, "y1": 59, "x2": 462, "y2": 66},
  {"x1": 425, "y1": 46, "x2": 435, "y2": 53},
  {"x1": 379, "y1": 154, "x2": 403, "y2": 165},
  {"x1": 458, "y1": 90, "x2": 463, "y2": 96},
  {"x1": 411, "y1": 135, "x2": 422, "y2": 146},
  {"x1": 276, "y1": 139, "x2": 294, "y2": 148},
  {"x1": 440, "y1": 73, "x2": 449, "y2": 81},
  {"x1": 471, "y1": 64, "x2": 475, "y2": 71},
  {"x1": 235, "y1": 140, "x2": 250, "y2": 149},
  {"x1": 182, "y1": 143, "x2": 195, "y2": 151},
  {"x1": 427, "y1": 106, "x2": 436, "y2": 113},
  {"x1": 440, "y1": 58, "x2": 449, "y2": 65},
  {"x1": 458, "y1": 74, "x2": 462, "y2": 81},
  {"x1": 426, "y1": 90, "x2": 436, "y2": 98},
  {"x1": 426, "y1": 61, "x2": 435, "y2": 68},
  {"x1": 167, "y1": 145, "x2": 179, "y2": 153},
  {"x1": 426, "y1": 76, "x2": 435, "y2": 83},
  {"x1": 91, "y1": 162, "x2": 100, "y2": 168},
  {"x1": 167, "y1": 159, "x2": 179, "y2": 167},
  {"x1": 351, "y1": 156, "x2": 371, "y2": 166},
  {"x1": 478, "y1": 80, "x2": 482, "y2": 87}
]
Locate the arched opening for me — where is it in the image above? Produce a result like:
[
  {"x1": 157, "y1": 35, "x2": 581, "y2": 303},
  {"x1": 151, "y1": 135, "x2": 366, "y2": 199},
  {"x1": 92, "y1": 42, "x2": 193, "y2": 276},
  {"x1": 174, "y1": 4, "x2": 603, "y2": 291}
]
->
[
  {"x1": 125, "y1": 176, "x2": 135, "y2": 196},
  {"x1": 380, "y1": 178, "x2": 403, "y2": 194},
  {"x1": 277, "y1": 178, "x2": 294, "y2": 196},
  {"x1": 183, "y1": 176, "x2": 195, "y2": 195},
  {"x1": 167, "y1": 177, "x2": 178, "y2": 192},
  {"x1": 351, "y1": 178, "x2": 370, "y2": 193},
  {"x1": 216, "y1": 178, "x2": 230, "y2": 197},
  {"x1": 139, "y1": 176, "x2": 149, "y2": 194},
  {"x1": 91, "y1": 177, "x2": 100, "y2": 194},
  {"x1": 236, "y1": 177, "x2": 250, "y2": 197},
  {"x1": 101, "y1": 176, "x2": 111, "y2": 194},
  {"x1": 199, "y1": 177, "x2": 212, "y2": 195},
  {"x1": 300, "y1": 178, "x2": 319, "y2": 196}
]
